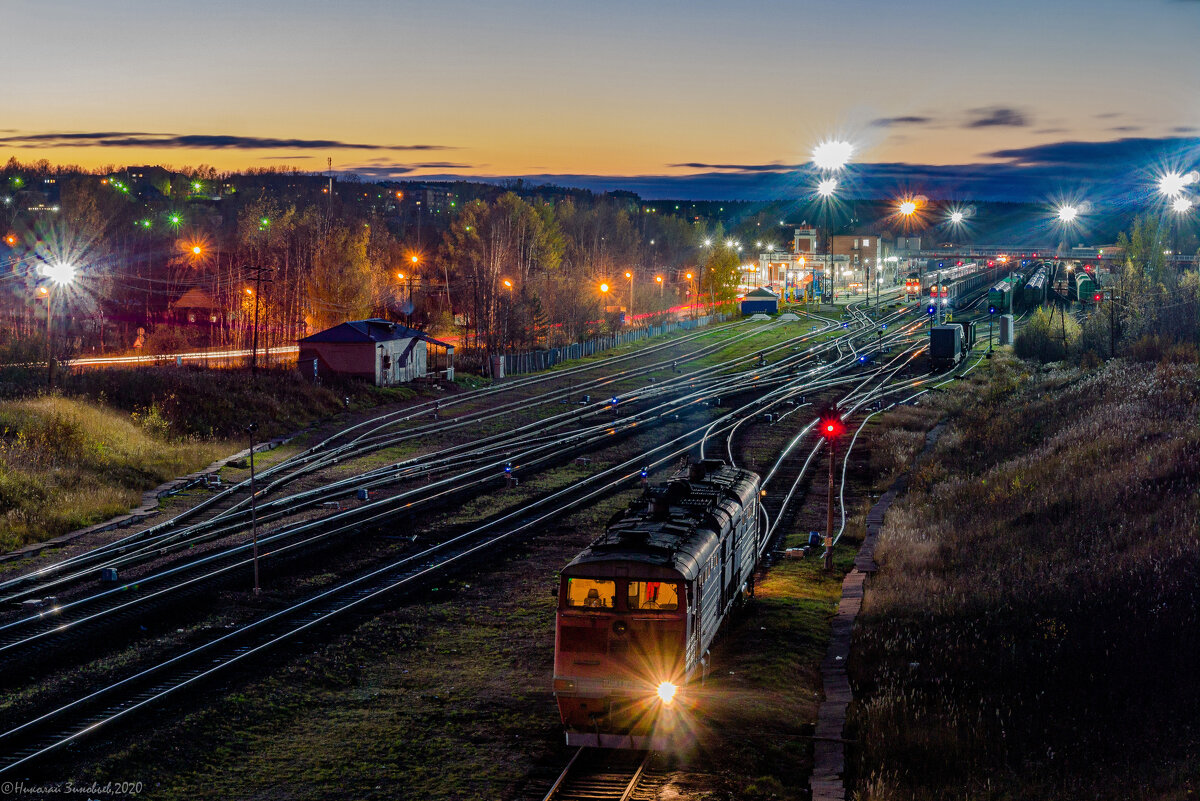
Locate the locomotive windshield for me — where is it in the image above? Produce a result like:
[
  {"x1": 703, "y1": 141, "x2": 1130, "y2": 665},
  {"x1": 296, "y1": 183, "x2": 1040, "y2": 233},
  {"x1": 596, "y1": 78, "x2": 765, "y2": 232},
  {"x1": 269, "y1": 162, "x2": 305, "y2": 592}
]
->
[
  {"x1": 565, "y1": 578, "x2": 616, "y2": 609},
  {"x1": 628, "y1": 581, "x2": 680, "y2": 611}
]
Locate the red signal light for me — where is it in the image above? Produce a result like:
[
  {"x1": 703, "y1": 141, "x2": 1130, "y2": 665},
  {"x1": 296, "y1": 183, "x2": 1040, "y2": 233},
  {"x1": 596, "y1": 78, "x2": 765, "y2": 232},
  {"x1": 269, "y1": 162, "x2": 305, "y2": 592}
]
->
[
  {"x1": 818, "y1": 416, "x2": 844, "y2": 440},
  {"x1": 1093, "y1": 292, "x2": 1103, "y2": 302}
]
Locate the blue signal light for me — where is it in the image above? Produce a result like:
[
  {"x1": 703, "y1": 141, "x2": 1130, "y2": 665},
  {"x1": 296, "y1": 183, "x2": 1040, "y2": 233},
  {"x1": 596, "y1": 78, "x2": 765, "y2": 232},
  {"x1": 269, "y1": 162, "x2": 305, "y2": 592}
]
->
[
  {"x1": 610, "y1": 397, "x2": 619, "y2": 406},
  {"x1": 988, "y1": 305, "x2": 997, "y2": 315},
  {"x1": 927, "y1": 305, "x2": 937, "y2": 316},
  {"x1": 640, "y1": 467, "x2": 648, "y2": 478},
  {"x1": 504, "y1": 461, "x2": 512, "y2": 473}
]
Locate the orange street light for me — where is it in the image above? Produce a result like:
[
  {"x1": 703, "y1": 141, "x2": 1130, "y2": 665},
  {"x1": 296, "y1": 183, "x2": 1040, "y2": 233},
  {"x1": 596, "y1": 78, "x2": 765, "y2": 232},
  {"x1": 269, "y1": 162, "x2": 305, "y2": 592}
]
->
[
  {"x1": 37, "y1": 286, "x2": 48, "y2": 296},
  {"x1": 503, "y1": 278, "x2": 513, "y2": 289},
  {"x1": 397, "y1": 272, "x2": 406, "y2": 280},
  {"x1": 411, "y1": 255, "x2": 419, "y2": 264},
  {"x1": 4, "y1": 234, "x2": 16, "y2": 246},
  {"x1": 191, "y1": 245, "x2": 203, "y2": 255},
  {"x1": 600, "y1": 282, "x2": 610, "y2": 293},
  {"x1": 656, "y1": 274, "x2": 663, "y2": 297}
]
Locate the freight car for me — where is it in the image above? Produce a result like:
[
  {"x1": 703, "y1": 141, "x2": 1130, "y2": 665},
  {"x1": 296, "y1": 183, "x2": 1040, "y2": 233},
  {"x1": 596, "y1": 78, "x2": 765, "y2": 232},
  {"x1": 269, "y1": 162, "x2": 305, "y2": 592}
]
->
[
  {"x1": 1071, "y1": 270, "x2": 1097, "y2": 303},
  {"x1": 553, "y1": 460, "x2": 761, "y2": 749},
  {"x1": 1023, "y1": 266, "x2": 1049, "y2": 307}
]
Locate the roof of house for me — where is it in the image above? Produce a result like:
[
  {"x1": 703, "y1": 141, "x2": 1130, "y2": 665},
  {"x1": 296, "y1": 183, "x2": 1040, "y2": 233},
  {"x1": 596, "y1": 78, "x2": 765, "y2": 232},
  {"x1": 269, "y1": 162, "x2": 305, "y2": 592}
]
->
[
  {"x1": 743, "y1": 287, "x2": 779, "y2": 299},
  {"x1": 299, "y1": 318, "x2": 452, "y2": 348},
  {"x1": 170, "y1": 287, "x2": 219, "y2": 310}
]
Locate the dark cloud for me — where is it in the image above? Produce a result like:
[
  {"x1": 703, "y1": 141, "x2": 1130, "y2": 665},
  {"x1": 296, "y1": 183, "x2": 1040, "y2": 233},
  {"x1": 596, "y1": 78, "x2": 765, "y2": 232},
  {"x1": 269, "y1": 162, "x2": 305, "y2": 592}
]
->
[
  {"x1": 869, "y1": 115, "x2": 933, "y2": 128},
  {"x1": 667, "y1": 162, "x2": 801, "y2": 173},
  {"x1": 0, "y1": 131, "x2": 450, "y2": 151},
  {"x1": 1107, "y1": 125, "x2": 1143, "y2": 132},
  {"x1": 965, "y1": 107, "x2": 1030, "y2": 128},
  {"x1": 340, "y1": 162, "x2": 476, "y2": 178},
  {"x1": 1033, "y1": 128, "x2": 1069, "y2": 135},
  {"x1": 1094, "y1": 112, "x2": 1122, "y2": 119},
  {"x1": 986, "y1": 135, "x2": 1200, "y2": 166},
  {"x1": 1172, "y1": 126, "x2": 1198, "y2": 133}
]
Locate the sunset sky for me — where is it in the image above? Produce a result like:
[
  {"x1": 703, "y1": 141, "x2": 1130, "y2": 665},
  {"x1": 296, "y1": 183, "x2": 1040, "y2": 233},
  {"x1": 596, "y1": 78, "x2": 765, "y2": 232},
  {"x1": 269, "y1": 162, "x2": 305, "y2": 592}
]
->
[{"x1": 5, "y1": 0, "x2": 1199, "y2": 198}]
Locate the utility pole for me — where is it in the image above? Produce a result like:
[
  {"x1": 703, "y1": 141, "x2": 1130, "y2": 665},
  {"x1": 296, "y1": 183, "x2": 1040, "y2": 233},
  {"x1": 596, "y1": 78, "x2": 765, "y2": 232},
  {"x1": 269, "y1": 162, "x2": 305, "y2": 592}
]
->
[
  {"x1": 245, "y1": 265, "x2": 274, "y2": 375},
  {"x1": 247, "y1": 422, "x2": 261, "y2": 595}
]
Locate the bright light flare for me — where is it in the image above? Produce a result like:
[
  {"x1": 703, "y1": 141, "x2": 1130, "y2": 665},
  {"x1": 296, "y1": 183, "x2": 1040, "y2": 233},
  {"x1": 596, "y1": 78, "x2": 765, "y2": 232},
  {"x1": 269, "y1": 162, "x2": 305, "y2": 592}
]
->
[
  {"x1": 1158, "y1": 171, "x2": 1190, "y2": 198},
  {"x1": 811, "y1": 139, "x2": 854, "y2": 172},
  {"x1": 600, "y1": 282, "x2": 609, "y2": 293},
  {"x1": 40, "y1": 261, "x2": 76, "y2": 286},
  {"x1": 816, "y1": 178, "x2": 837, "y2": 198},
  {"x1": 656, "y1": 681, "x2": 678, "y2": 705},
  {"x1": 1173, "y1": 196, "x2": 1194, "y2": 214},
  {"x1": 899, "y1": 201, "x2": 917, "y2": 216},
  {"x1": 949, "y1": 211, "x2": 964, "y2": 224},
  {"x1": 1057, "y1": 205, "x2": 1079, "y2": 223}
]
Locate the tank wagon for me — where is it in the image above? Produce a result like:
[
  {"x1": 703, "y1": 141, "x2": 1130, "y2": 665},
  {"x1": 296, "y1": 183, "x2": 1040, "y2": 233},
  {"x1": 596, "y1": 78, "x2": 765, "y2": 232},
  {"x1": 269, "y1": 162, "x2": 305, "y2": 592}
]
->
[
  {"x1": 987, "y1": 278, "x2": 1017, "y2": 314},
  {"x1": 1023, "y1": 267, "x2": 1049, "y2": 307},
  {"x1": 553, "y1": 460, "x2": 761, "y2": 749}
]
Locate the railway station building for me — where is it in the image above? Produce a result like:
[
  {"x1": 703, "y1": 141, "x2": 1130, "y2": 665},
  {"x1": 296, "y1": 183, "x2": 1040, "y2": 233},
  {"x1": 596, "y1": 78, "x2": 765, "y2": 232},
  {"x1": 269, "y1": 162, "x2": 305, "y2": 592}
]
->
[{"x1": 298, "y1": 318, "x2": 454, "y2": 386}]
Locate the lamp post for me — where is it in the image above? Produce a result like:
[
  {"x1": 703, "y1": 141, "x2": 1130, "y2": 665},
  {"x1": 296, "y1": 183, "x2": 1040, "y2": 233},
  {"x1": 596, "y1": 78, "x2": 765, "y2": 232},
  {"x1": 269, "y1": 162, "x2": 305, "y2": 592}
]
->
[
  {"x1": 685, "y1": 272, "x2": 695, "y2": 320},
  {"x1": 625, "y1": 270, "x2": 634, "y2": 325},
  {"x1": 38, "y1": 260, "x2": 76, "y2": 387},
  {"x1": 812, "y1": 139, "x2": 852, "y2": 308},
  {"x1": 656, "y1": 275, "x2": 663, "y2": 298},
  {"x1": 816, "y1": 178, "x2": 838, "y2": 306},
  {"x1": 502, "y1": 278, "x2": 514, "y2": 354}
]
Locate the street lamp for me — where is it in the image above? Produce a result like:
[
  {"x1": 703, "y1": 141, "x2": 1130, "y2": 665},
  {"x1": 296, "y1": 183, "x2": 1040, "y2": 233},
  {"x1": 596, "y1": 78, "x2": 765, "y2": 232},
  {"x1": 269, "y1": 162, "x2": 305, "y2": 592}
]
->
[
  {"x1": 39, "y1": 260, "x2": 75, "y2": 386},
  {"x1": 1056, "y1": 205, "x2": 1078, "y2": 223},
  {"x1": 1173, "y1": 196, "x2": 1194, "y2": 214},
  {"x1": 502, "y1": 278, "x2": 514, "y2": 352},
  {"x1": 656, "y1": 274, "x2": 663, "y2": 298},
  {"x1": 625, "y1": 270, "x2": 633, "y2": 324},
  {"x1": 1157, "y1": 170, "x2": 1197, "y2": 199},
  {"x1": 816, "y1": 179, "x2": 838, "y2": 304},
  {"x1": 811, "y1": 140, "x2": 854, "y2": 172}
]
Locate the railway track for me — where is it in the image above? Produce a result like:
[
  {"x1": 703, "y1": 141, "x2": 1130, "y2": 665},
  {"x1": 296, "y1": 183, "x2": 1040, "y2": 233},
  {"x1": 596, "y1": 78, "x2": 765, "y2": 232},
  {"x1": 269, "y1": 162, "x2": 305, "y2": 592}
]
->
[
  {"x1": 541, "y1": 748, "x2": 657, "y2": 801},
  {"x1": 0, "y1": 315, "x2": 782, "y2": 605},
  {"x1": 0, "y1": 298, "x2": 948, "y2": 774}
]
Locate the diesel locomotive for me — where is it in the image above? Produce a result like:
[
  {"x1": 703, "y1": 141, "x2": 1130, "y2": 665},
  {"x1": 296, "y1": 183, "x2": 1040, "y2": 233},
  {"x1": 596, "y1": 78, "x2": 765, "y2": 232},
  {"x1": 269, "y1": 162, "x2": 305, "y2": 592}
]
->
[{"x1": 552, "y1": 460, "x2": 762, "y2": 749}]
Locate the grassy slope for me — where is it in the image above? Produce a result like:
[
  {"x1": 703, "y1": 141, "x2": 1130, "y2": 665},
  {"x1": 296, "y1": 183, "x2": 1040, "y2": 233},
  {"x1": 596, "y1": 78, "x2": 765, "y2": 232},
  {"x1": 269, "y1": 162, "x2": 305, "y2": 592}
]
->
[
  {"x1": 0, "y1": 396, "x2": 230, "y2": 552},
  {"x1": 849, "y1": 355, "x2": 1200, "y2": 800}
]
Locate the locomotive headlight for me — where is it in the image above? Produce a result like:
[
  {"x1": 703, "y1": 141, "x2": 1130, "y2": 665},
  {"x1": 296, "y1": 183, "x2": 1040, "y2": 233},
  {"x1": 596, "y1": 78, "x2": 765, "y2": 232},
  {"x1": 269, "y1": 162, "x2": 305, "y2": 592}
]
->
[{"x1": 656, "y1": 681, "x2": 678, "y2": 705}]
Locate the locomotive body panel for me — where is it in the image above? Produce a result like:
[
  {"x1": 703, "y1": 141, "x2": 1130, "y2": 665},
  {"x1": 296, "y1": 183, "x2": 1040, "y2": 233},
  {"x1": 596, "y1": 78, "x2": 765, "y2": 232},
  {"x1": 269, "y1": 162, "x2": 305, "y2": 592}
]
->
[{"x1": 553, "y1": 460, "x2": 761, "y2": 749}]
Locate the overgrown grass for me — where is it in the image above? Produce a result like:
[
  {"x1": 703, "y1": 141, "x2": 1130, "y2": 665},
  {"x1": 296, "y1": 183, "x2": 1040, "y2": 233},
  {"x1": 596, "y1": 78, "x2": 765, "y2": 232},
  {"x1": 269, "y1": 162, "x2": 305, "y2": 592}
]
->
[
  {"x1": 0, "y1": 396, "x2": 230, "y2": 552},
  {"x1": 848, "y1": 356, "x2": 1200, "y2": 800}
]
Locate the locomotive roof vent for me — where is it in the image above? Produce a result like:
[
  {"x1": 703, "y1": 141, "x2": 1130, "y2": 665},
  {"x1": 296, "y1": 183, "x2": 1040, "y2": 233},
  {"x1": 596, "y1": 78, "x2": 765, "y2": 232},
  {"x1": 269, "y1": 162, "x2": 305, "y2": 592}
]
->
[{"x1": 687, "y1": 462, "x2": 706, "y2": 482}]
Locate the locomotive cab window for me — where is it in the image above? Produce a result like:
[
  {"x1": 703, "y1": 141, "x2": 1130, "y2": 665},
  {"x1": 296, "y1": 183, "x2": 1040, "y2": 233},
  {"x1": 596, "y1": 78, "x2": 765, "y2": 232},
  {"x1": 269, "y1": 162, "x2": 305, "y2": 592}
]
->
[
  {"x1": 628, "y1": 581, "x2": 680, "y2": 611},
  {"x1": 565, "y1": 578, "x2": 616, "y2": 609}
]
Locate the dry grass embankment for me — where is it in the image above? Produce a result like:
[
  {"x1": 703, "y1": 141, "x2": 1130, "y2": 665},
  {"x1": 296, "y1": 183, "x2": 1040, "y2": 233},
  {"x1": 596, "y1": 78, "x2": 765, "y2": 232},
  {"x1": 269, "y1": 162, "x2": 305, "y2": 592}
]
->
[
  {"x1": 849, "y1": 355, "x2": 1200, "y2": 800},
  {"x1": 0, "y1": 396, "x2": 229, "y2": 552}
]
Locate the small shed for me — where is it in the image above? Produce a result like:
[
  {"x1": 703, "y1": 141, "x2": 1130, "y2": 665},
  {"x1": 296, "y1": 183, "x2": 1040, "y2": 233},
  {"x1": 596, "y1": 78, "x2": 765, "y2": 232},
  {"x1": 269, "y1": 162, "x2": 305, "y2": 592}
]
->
[
  {"x1": 740, "y1": 287, "x2": 779, "y2": 315},
  {"x1": 298, "y1": 318, "x2": 454, "y2": 386}
]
